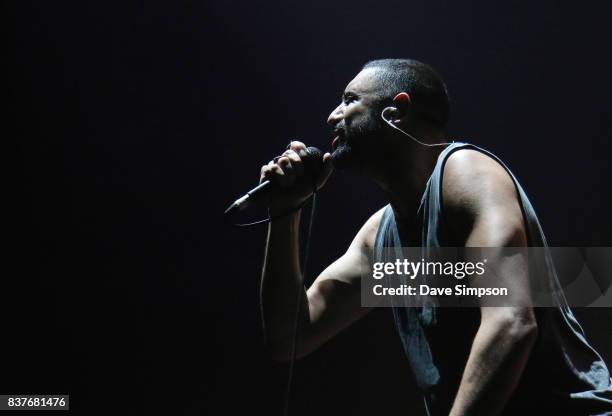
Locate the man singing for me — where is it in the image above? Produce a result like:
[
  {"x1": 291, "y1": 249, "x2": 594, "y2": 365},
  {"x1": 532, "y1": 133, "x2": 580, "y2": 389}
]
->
[{"x1": 258, "y1": 59, "x2": 612, "y2": 415}]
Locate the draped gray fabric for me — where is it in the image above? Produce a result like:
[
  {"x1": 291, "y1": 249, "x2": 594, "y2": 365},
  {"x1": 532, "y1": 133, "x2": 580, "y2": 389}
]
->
[{"x1": 374, "y1": 142, "x2": 612, "y2": 415}]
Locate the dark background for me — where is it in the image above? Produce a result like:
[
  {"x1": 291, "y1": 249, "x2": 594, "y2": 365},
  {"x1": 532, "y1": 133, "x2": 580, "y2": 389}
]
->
[{"x1": 8, "y1": 1, "x2": 612, "y2": 415}]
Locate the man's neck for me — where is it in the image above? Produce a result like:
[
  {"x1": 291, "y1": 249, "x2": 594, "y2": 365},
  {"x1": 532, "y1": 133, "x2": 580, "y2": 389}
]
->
[{"x1": 372, "y1": 132, "x2": 448, "y2": 223}]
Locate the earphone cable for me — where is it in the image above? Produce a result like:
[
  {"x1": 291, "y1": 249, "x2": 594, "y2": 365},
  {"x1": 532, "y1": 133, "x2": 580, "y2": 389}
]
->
[{"x1": 381, "y1": 107, "x2": 451, "y2": 147}]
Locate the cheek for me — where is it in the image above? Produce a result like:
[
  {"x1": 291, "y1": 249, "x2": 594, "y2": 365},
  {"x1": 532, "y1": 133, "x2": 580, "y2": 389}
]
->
[
  {"x1": 344, "y1": 108, "x2": 368, "y2": 129},
  {"x1": 354, "y1": 111, "x2": 379, "y2": 131}
]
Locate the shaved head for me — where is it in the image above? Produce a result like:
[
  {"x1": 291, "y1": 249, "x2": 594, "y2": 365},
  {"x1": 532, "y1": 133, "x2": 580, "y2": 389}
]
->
[{"x1": 363, "y1": 59, "x2": 450, "y2": 128}]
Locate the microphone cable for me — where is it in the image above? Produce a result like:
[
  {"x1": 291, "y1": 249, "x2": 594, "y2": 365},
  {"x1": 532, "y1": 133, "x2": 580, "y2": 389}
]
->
[
  {"x1": 226, "y1": 184, "x2": 319, "y2": 416},
  {"x1": 283, "y1": 187, "x2": 316, "y2": 416},
  {"x1": 225, "y1": 197, "x2": 312, "y2": 227}
]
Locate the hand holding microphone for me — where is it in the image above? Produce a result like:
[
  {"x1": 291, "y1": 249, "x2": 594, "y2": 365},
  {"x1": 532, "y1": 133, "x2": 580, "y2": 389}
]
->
[
  {"x1": 260, "y1": 141, "x2": 333, "y2": 215},
  {"x1": 225, "y1": 141, "x2": 333, "y2": 218}
]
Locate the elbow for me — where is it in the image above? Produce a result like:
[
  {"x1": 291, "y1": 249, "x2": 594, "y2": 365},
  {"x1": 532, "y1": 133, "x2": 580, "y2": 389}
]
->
[
  {"x1": 484, "y1": 308, "x2": 539, "y2": 347},
  {"x1": 508, "y1": 318, "x2": 538, "y2": 346},
  {"x1": 509, "y1": 308, "x2": 538, "y2": 342}
]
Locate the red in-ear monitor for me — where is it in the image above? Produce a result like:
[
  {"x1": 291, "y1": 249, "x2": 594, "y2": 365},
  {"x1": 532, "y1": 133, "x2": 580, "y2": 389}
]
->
[
  {"x1": 383, "y1": 93, "x2": 410, "y2": 121},
  {"x1": 394, "y1": 92, "x2": 411, "y2": 105}
]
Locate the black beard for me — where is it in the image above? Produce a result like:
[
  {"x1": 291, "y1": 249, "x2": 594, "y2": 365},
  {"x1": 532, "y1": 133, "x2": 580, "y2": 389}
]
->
[
  {"x1": 331, "y1": 114, "x2": 384, "y2": 170},
  {"x1": 331, "y1": 140, "x2": 361, "y2": 169}
]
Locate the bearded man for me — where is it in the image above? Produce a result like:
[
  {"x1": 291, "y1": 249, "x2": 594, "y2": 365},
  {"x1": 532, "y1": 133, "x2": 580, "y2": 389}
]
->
[{"x1": 258, "y1": 59, "x2": 612, "y2": 415}]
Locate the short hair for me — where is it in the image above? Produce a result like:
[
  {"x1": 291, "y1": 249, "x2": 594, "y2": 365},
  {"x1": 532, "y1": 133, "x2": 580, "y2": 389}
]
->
[{"x1": 363, "y1": 59, "x2": 450, "y2": 128}]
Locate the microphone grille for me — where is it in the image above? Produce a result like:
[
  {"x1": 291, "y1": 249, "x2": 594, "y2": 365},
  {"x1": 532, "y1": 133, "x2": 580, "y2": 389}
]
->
[{"x1": 304, "y1": 146, "x2": 324, "y2": 182}]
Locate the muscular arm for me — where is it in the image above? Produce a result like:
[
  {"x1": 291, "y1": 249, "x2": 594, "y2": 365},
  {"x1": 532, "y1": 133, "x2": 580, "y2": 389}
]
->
[
  {"x1": 260, "y1": 210, "x2": 308, "y2": 360},
  {"x1": 260, "y1": 201, "x2": 383, "y2": 361},
  {"x1": 443, "y1": 150, "x2": 539, "y2": 416}
]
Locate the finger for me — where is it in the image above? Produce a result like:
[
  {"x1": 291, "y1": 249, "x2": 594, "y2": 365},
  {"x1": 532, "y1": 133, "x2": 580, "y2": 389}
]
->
[
  {"x1": 267, "y1": 164, "x2": 292, "y2": 187},
  {"x1": 262, "y1": 163, "x2": 282, "y2": 181},
  {"x1": 261, "y1": 164, "x2": 280, "y2": 183},
  {"x1": 275, "y1": 157, "x2": 295, "y2": 187},
  {"x1": 288, "y1": 140, "x2": 307, "y2": 152},
  {"x1": 276, "y1": 156, "x2": 289, "y2": 168},
  {"x1": 281, "y1": 149, "x2": 304, "y2": 177},
  {"x1": 260, "y1": 164, "x2": 271, "y2": 183},
  {"x1": 262, "y1": 161, "x2": 295, "y2": 188}
]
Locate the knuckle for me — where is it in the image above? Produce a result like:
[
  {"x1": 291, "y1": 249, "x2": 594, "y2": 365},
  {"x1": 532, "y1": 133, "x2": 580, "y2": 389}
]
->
[
  {"x1": 286, "y1": 151, "x2": 301, "y2": 162},
  {"x1": 290, "y1": 141, "x2": 306, "y2": 151}
]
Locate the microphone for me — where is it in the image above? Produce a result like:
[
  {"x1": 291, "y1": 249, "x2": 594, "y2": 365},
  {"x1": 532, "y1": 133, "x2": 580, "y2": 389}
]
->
[{"x1": 224, "y1": 146, "x2": 324, "y2": 217}]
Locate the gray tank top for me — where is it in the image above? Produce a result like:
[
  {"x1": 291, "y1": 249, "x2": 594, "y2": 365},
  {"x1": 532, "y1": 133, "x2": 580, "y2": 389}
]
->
[{"x1": 374, "y1": 142, "x2": 612, "y2": 415}]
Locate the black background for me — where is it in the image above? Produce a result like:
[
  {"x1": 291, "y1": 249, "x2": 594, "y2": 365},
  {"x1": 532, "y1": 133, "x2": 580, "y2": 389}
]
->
[{"x1": 8, "y1": 1, "x2": 612, "y2": 415}]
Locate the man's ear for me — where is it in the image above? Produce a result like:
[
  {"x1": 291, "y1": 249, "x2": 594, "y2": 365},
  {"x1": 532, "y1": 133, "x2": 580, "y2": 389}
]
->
[
  {"x1": 387, "y1": 92, "x2": 411, "y2": 123},
  {"x1": 392, "y1": 92, "x2": 411, "y2": 109}
]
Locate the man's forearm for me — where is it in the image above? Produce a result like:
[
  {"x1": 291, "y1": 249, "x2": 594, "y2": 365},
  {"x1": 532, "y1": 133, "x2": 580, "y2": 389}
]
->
[
  {"x1": 449, "y1": 312, "x2": 538, "y2": 416},
  {"x1": 260, "y1": 210, "x2": 311, "y2": 360}
]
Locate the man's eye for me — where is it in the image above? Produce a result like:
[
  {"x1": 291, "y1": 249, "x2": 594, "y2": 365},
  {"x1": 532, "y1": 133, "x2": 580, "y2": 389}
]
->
[{"x1": 344, "y1": 95, "x2": 357, "y2": 104}]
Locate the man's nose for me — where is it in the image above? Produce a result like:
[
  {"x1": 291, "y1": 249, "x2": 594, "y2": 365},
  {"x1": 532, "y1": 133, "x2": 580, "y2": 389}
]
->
[{"x1": 327, "y1": 104, "x2": 343, "y2": 126}]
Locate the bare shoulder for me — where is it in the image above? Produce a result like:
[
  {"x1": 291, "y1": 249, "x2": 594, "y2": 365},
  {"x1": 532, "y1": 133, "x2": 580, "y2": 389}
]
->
[
  {"x1": 442, "y1": 148, "x2": 524, "y2": 240},
  {"x1": 310, "y1": 205, "x2": 386, "y2": 286},
  {"x1": 442, "y1": 148, "x2": 518, "y2": 213},
  {"x1": 358, "y1": 206, "x2": 387, "y2": 255},
  {"x1": 362, "y1": 206, "x2": 387, "y2": 250}
]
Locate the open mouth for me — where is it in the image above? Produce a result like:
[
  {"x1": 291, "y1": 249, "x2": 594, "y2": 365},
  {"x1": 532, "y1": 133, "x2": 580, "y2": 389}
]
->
[{"x1": 331, "y1": 130, "x2": 346, "y2": 150}]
